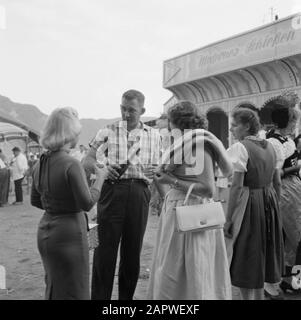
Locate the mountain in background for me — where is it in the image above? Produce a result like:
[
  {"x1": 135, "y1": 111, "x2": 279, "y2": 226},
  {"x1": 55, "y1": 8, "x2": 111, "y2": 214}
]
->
[{"x1": 0, "y1": 95, "x2": 156, "y2": 146}]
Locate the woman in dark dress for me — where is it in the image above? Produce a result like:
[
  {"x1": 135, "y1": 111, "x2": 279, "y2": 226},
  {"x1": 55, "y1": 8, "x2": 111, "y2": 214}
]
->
[
  {"x1": 225, "y1": 107, "x2": 284, "y2": 300},
  {"x1": 265, "y1": 92, "x2": 301, "y2": 294},
  {"x1": 31, "y1": 107, "x2": 109, "y2": 300}
]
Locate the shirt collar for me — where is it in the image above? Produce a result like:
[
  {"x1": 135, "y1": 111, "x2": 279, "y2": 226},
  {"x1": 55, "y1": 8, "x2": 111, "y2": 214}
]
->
[{"x1": 118, "y1": 120, "x2": 149, "y2": 133}]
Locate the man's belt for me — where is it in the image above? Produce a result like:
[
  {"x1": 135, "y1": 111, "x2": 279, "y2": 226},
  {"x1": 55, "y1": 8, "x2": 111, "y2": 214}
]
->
[{"x1": 105, "y1": 178, "x2": 148, "y2": 186}]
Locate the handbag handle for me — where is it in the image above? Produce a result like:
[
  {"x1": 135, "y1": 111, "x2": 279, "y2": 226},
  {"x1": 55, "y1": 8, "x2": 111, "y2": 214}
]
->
[
  {"x1": 183, "y1": 183, "x2": 196, "y2": 206},
  {"x1": 183, "y1": 183, "x2": 214, "y2": 206}
]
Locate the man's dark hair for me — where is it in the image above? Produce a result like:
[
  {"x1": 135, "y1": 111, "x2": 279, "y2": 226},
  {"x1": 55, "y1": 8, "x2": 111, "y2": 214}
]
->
[
  {"x1": 122, "y1": 90, "x2": 145, "y2": 106},
  {"x1": 12, "y1": 146, "x2": 21, "y2": 152}
]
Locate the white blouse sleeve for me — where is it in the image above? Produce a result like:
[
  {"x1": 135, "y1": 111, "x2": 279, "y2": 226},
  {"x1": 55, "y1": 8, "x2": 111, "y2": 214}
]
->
[
  {"x1": 0, "y1": 158, "x2": 5, "y2": 169},
  {"x1": 226, "y1": 142, "x2": 248, "y2": 172},
  {"x1": 267, "y1": 138, "x2": 285, "y2": 170}
]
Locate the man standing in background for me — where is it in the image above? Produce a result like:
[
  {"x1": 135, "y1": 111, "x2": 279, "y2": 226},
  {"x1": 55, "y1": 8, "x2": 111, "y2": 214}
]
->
[{"x1": 10, "y1": 147, "x2": 28, "y2": 205}]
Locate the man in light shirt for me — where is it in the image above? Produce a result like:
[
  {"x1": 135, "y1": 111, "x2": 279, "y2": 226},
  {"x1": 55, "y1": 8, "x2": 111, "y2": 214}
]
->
[
  {"x1": 84, "y1": 89, "x2": 161, "y2": 300},
  {"x1": 10, "y1": 147, "x2": 28, "y2": 205}
]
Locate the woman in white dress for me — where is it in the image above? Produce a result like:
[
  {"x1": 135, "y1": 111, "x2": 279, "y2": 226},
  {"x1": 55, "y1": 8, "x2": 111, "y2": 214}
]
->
[{"x1": 147, "y1": 101, "x2": 233, "y2": 300}]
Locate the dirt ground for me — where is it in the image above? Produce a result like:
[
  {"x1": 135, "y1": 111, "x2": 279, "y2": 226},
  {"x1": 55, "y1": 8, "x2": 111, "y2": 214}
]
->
[
  {"x1": 0, "y1": 191, "x2": 157, "y2": 300},
  {"x1": 0, "y1": 189, "x2": 300, "y2": 300}
]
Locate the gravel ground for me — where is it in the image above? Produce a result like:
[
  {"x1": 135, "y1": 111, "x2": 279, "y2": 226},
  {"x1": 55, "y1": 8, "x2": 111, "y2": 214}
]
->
[
  {"x1": 0, "y1": 193, "x2": 157, "y2": 300},
  {"x1": 0, "y1": 191, "x2": 300, "y2": 300}
]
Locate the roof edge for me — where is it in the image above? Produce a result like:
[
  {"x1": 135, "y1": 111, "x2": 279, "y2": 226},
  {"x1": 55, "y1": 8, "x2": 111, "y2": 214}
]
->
[{"x1": 164, "y1": 13, "x2": 301, "y2": 63}]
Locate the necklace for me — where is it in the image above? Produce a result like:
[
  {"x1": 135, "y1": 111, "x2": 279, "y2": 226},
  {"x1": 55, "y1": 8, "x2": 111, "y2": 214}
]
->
[{"x1": 244, "y1": 135, "x2": 262, "y2": 141}]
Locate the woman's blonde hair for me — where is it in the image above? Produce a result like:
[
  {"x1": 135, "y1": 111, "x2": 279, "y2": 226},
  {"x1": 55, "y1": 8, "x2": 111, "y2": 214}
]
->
[{"x1": 40, "y1": 107, "x2": 82, "y2": 151}]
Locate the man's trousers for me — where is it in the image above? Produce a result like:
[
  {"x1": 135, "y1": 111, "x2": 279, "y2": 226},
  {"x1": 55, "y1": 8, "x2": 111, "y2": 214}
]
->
[{"x1": 91, "y1": 179, "x2": 151, "y2": 300}]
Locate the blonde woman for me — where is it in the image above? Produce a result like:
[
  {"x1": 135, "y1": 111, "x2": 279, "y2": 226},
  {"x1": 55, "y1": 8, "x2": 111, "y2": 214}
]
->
[{"x1": 31, "y1": 107, "x2": 108, "y2": 300}]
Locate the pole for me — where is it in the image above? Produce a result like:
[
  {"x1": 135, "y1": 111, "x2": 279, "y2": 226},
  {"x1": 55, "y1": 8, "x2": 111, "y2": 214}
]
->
[{"x1": 270, "y1": 7, "x2": 274, "y2": 22}]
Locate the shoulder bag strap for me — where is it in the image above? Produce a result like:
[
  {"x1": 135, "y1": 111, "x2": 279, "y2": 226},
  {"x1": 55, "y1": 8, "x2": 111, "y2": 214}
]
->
[{"x1": 183, "y1": 183, "x2": 196, "y2": 206}]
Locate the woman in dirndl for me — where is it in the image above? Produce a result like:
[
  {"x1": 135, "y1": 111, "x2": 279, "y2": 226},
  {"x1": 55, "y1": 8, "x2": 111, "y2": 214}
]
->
[
  {"x1": 147, "y1": 101, "x2": 233, "y2": 300},
  {"x1": 225, "y1": 107, "x2": 284, "y2": 300},
  {"x1": 265, "y1": 92, "x2": 301, "y2": 295}
]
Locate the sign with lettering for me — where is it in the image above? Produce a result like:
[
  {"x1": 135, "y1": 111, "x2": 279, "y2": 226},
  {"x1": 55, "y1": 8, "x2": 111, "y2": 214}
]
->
[{"x1": 164, "y1": 14, "x2": 301, "y2": 87}]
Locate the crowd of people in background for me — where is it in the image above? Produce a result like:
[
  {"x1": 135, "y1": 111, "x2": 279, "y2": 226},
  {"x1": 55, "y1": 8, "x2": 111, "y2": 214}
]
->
[
  {"x1": 2, "y1": 88, "x2": 301, "y2": 301},
  {"x1": 0, "y1": 147, "x2": 29, "y2": 206},
  {"x1": 0, "y1": 144, "x2": 90, "y2": 208}
]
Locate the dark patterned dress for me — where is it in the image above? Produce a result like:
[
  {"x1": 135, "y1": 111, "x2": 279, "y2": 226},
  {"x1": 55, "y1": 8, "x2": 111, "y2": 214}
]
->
[
  {"x1": 228, "y1": 138, "x2": 284, "y2": 289},
  {"x1": 268, "y1": 132, "x2": 301, "y2": 266}
]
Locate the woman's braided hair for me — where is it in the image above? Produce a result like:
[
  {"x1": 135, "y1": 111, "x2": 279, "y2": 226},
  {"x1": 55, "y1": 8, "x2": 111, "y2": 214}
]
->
[{"x1": 232, "y1": 106, "x2": 260, "y2": 135}]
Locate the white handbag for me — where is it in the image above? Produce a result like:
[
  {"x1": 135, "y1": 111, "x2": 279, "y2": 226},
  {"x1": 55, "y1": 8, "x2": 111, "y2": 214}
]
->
[{"x1": 175, "y1": 183, "x2": 226, "y2": 233}]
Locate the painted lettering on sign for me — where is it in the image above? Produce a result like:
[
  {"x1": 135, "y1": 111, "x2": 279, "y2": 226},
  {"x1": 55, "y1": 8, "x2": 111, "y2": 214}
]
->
[
  {"x1": 197, "y1": 29, "x2": 296, "y2": 69},
  {"x1": 198, "y1": 48, "x2": 240, "y2": 67},
  {"x1": 165, "y1": 14, "x2": 301, "y2": 87},
  {"x1": 245, "y1": 31, "x2": 295, "y2": 53}
]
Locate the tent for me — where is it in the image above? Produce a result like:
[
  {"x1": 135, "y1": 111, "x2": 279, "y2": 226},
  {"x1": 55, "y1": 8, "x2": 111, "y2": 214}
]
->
[
  {"x1": 0, "y1": 110, "x2": 40, "y2": 143},
  {"x1": 0, "y1": 111, "x2": 41, "y2": 157}
]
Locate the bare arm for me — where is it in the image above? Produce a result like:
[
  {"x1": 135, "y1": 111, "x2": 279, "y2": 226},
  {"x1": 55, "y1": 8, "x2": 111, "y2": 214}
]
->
[
  {"x1": 82, "y1": 143, "x2": 120, "y2": 182},
  {"x1": 152, "y1": 178, "x2": 170, "y2": 198},
  {"x1": 223, "y1": 171, "x2": 244, "y2": 238},
  {"x1": 226, "y1": 172, "x2": 245, "y2": 222},
  {"x1": 68, "y1": 161, "x2": 108, "y2": 212},
  {"x1": 215, "y1": 147, "x2": 233, "y2": 178},
  {"x1": 281, "y1": 164, "x2": 301, "y2": 177},
  {"x1": 82, "y1": 128, "x2": 108, "y2": 173},
  {"x1": 30, "y1": 172, "x2": 43, "y2": 210},
  {"x1": 30, "y1": 182, "x2": 43, "y2": 210},
  {"x1": 82, "y1": 147, "x2": 98, "y2": 173},
  {"x1": 272, "y1": 168, "x2": 281, "y2": 199},
  {"x1": 205, "y1": 131, "x2": 233, "y2": 177},
  {"x1": 155, "y1": 150, "x2": 215, "y2": 198}
]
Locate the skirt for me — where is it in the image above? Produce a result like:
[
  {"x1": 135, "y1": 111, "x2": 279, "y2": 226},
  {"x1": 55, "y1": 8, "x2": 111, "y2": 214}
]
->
[
  {"x1": 230, "y1": 186, "x2": 284, "y2": 288},
  {"x1": 280, "y1": 175, "x2": 301, "y2": 266},
  {"x1": 37, "y1": 211, "x2": 90, "y2": 300},
  {"x1": 147, "y1": 188, "x2": 232, "y2": 300}
]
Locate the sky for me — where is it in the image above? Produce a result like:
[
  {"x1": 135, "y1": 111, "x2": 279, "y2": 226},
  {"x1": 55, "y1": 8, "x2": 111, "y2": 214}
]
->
[{"x1": 0, "y1": 0, "x2": 300, "y2": 119}]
